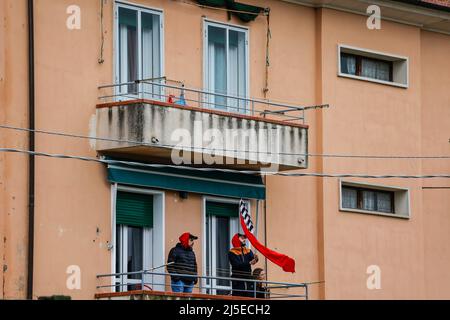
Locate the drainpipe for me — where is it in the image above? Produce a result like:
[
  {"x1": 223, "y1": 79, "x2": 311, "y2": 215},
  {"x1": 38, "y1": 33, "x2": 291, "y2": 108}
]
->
[{"x1": 27, "y1": 0, "x2": 35, "y2": 300}]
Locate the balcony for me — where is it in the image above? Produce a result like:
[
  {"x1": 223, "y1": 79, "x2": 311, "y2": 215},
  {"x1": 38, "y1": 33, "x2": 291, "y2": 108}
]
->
[
  {"x1": 95, "y1": 79, "x2": 321, "y2": 171},
  {"x1": 95, "y1": 270, "x2": 310, "y2": 300}
]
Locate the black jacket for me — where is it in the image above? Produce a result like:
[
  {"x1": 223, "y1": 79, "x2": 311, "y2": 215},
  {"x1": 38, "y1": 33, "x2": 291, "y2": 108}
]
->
[
  {"x1": 228, "y1": 247, "x2": 254, "y2": 278},
  {"x1": 167, "y1": 243, "x2": 198, "y2": 284}
]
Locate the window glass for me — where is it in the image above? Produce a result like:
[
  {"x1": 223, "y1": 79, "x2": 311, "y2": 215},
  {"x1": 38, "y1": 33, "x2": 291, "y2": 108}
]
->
[
  {"x1": 362, "y1": 190, "x2": 376, "y2": 211},
  {"x1": 216, "y1": 216, "x2": 231, "y2": 289},
  {"x1": 127, "y1": 226, "x2": 143, "y2": 279},
  {"x1": 342, "y1": 187, "x2": 358, "y2": 209},
  {"x1": 117, "y1": 6, "x2": 162, "y2": 98},
  {"x1": 206, "y1": 24, "x2": 247, "y2": 113},
  {"x1": 377, "y1": 192, "x2": 393, "y2": 213},
  {"x1": 208, "y1": 26, "x2": 227, "y2": 110},
  {"x1": 141, "y1": 12, "x2": 162, "y2": 99},
  {"x1": 119, "y1": 8, "x2": 138, "y2": 94},
  {"x1": 228, "y1": 30, "x2": 247, "y2": 112},
  {"x1": 341, "y1": 53, "x2": 357, "y2": 75},
  {"x1": 361, "y1": 58, "x2": 391, "y2": 82}
]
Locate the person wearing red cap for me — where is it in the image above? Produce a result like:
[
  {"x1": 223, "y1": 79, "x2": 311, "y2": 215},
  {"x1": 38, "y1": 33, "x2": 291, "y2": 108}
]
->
[
  {"x1": 167, "y1": 232, "x2": 198, "y2": 293},
  {"x1": 228, "y1": 233, "x2": 258, "y2": 297}
]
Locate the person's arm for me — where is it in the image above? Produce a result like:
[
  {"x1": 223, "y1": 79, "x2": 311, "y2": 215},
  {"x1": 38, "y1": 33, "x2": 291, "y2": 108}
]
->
[
  {"x1": 193, "y1": 252, "x2": 198, "y2": 284},
  {"x1": 167, "y1": 247, "x2": 177, "y2": 274},
  {"x1": 249, "y1": 250, "x2": 258, "y2": 265}
]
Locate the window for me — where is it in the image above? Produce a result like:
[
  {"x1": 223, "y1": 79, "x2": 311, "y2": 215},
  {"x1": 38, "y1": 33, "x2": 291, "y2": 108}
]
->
[
  {"x1": 340, "y1": 181, "x2": 410, "y2": 218},
  {"x1": 341, "y1": 53, "x2": 392, "y2": 82},
  {"x1": 204, "y1": 200, "x2": 243, "y2": 295},
  {"x1": 115, "y1": 191, "x2": 153, "y2": 292},
  {"x1": 116, "y1": 4, "x2": 163, "y2": 99},
  {"x1": 338, "y1": 45, "x2": 408, "y2": 88},
  {"x1": 204, "y1": 21, "x2": 248, "y2": 113},
  {"x1": 342, "y1": 186, "x2": 394, "y2": 213}
]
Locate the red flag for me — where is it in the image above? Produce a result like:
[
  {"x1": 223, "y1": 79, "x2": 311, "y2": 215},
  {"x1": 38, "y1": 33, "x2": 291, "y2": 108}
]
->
[{"x1": 239, "y1": 201, "x2": 296, "y2": 273}]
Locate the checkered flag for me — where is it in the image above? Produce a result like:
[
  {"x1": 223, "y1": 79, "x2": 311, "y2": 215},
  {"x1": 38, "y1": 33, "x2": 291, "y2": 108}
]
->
[{"x1": 239, "y1": 199, "x2": 254, "y2": 233}]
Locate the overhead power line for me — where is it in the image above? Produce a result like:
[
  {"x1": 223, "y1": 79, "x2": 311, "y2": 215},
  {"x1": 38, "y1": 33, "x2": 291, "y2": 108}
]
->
[
  {"x1": 0, "y1": 147, "x2": 449, "y2": 179},
  {"x1": 1, "y1": 124, "x2": 450, "y2": 160}
]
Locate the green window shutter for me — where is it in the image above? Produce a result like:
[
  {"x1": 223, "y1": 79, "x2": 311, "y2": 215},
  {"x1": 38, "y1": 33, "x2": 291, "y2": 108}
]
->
[
  {"x1": 206, "y1": 201, "x2": 239, "y2": 218},
  {"x1": 116, "y1": 191, "x2": 153, "y2": 228}
]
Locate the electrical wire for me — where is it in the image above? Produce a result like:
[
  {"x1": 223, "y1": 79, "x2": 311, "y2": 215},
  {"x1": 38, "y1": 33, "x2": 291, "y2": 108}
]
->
[
  {"x1": 0, "y1": 148, "x2": 449, "y2": 179},
  {"x1": 98, "y1": 0, "x2": 105, "y2": 64},
  {"x1": 1, "y1": 124, "x2": 450, "y2": 160}
]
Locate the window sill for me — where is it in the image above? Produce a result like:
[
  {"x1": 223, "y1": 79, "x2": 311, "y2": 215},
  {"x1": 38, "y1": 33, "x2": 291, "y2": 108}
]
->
[
  {"x1": 338, "y1": 72, "x2": 408, "y2": 89},
  {"x1": 339, "y1": 208, "x2": 410, "y2": 220}
]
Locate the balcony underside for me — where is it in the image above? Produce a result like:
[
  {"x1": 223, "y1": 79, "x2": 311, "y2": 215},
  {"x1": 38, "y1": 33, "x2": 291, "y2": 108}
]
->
[{"x1": 95, "y1": 100, "x2": 308, "y2": 171}]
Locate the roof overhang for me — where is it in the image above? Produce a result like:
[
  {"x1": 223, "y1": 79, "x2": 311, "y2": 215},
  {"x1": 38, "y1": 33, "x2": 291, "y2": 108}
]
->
[{"x1": 282, "y1": 0, "x2": 450, "y2": 35}]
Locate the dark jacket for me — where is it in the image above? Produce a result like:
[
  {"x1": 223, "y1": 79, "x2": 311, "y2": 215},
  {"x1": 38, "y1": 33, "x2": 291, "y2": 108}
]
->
[
  {"x1": 228, "y1": 234, "x2": 254, "y2": 279},
  {"x1": 167, "y1": 243, "x2": 198, "y2": 284}
]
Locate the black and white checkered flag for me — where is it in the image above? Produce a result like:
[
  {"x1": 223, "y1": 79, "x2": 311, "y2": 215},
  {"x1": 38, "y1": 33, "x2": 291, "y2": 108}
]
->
[{"x1": 239, "y1": 200, "x2": 254, "y2": 233}]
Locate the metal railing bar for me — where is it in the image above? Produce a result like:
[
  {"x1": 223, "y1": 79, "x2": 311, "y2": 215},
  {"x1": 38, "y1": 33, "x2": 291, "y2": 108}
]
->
[
  {"x1": 101, "y1": 80, "x2": 313, "y2": 113},
  {"x1": 139, "y1": 80, "x2": 308, "y2": 111},
  {"x1": 97, "y1": 270, "x2": 307, "y2": 288},
  {"x1": 97, "y1": 282, "x2": 306, "y2": 299}
]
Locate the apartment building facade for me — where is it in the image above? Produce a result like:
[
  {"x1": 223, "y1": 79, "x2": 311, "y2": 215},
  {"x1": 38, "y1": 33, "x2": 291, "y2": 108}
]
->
[{"x1": 0, "y1": 0, "x2": 449, "y2": 299}]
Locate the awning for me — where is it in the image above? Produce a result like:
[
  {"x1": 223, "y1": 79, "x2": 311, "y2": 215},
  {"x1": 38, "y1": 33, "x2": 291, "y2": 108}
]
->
[{"x1": 107, "y1": 163, "x2": 266, "y2": 200}]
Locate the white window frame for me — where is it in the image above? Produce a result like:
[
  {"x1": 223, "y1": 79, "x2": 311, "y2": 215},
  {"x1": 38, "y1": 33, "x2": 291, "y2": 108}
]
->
[
  {"x1": 338, "y1": 44, "x2": 409, "y2": 89},
  {"x1": 339, "y1": 180, "x2": 411, "y2": 219},
  {"x1": 114, "y1": 1, "x2": 165, "y2": 100},
  {"x1": 110, "y1": 184, "x2": 165, "y2": 292},
  {"x1": 115, "y1": 224, "x2": 153, "y2": 291},
  {"x1": 201, "y1": 196, "x2": 251, "y2": 295},
  {"x1": 203, "y1": 19, "x2": 250, "y2": 114}
]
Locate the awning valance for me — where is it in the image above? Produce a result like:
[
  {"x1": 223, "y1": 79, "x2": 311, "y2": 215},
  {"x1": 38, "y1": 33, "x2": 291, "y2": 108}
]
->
[{"x1": 107, "y1": 163, "x2": 266, "y2": 200}]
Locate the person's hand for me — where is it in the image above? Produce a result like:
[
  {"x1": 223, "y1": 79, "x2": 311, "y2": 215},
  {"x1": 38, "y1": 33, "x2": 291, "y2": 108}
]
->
[{"x1": 250, "y1": 254, "x2": 259, "y2": 265}]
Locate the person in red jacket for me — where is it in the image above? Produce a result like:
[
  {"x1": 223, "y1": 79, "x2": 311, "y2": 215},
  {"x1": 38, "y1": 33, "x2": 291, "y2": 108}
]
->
[{"x1": 228, "y1": 233, "x2": 258, "y2": 297}]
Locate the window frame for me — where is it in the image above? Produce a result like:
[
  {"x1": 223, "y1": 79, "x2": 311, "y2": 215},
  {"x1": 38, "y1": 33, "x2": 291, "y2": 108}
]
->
[
  {"x1": 203, "y1": 19, "x2": 250, "y2": 114},
  {"x1": 338, "y1": 44, "x2": 409, "y2": 88},
  {"x1": 114, "y1": 1, "x2": 165, "y2": 100},
  {"x1": 202, "y1": 196, "x2": 250, "y2": 295},
  {"x1": 111, "y1": 183, "x2": 166, "y2": 292},
  {"x1": 115, "y1": 224, "x2": 153, "y2": 292},
  {"x1": 339, "y1": 180, "x2": 411, "y2": 219}
]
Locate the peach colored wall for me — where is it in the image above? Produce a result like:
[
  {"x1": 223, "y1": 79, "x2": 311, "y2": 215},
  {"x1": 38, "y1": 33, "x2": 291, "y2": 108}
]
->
[
  {"x1": 31, "y1": 0, "x2": 113, "y2": 299},
  {"x1": 165, "y1": 191, "x2": 203, "y2": 292},
  {"x1": 0, "y1": 0, "x2": 30, "y2": 299},
  {"x1": 1, "y1": 0, "x2": 449, "y2": 300},
  {"x1": 316, "y1": 8, "x2": 448, "y2": 299},
  {"x1": 420, "y1": 30, "x2": 450, "y2": 299}
]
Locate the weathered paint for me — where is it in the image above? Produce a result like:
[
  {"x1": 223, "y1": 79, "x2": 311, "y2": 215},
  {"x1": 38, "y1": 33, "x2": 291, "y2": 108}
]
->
[{"x1": 95, "y1": 101, "x2": 308, "y2": 170}]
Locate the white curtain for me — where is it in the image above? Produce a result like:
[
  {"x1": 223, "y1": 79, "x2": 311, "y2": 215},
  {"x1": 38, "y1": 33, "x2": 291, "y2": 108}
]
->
[
  {"x1": 342, "y1": 54, "x2": 356, "y2": 75},
  {"x1": 361, "y1": 59, "x2": 390, "y2": 81},
  {"x1": 228, "y1": 30, "x2": 246, "y2": 113},
  {"x1": 342, "y1": 188, "x2": 357, "y2": 209},
  {"x1": 377, "y1": 192, "x2": 392, "y2": 213},
  {"x1": 208, "y1": 26, "x2": 227, "y2": 110},
  {"x1": 119, "y1": 8, "x2": 138, "y2": 96},
  {"x1": 142, "y1": 13, "x2": 161, "y2": 100},
  {"x1": 362, "y1": 190, "x2": 376, "y2": 211},
  {"x1": 207, "y1": 25, "x2": 247, "y2": 112}
]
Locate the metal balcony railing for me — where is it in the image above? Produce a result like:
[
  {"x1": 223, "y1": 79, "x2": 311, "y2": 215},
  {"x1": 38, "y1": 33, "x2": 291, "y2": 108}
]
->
[
  {"x1": 98, "y1": 77, "x2": 329, "y2": 125},
  {"x1": 96, "y1": 269, "x2": 310, "y2": 300}
]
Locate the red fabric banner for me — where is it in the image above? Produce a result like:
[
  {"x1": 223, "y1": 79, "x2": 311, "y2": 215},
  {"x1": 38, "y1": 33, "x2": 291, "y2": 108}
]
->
[{"x1": 240, "y1": 215, "x2": 296, "y2": 273}]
